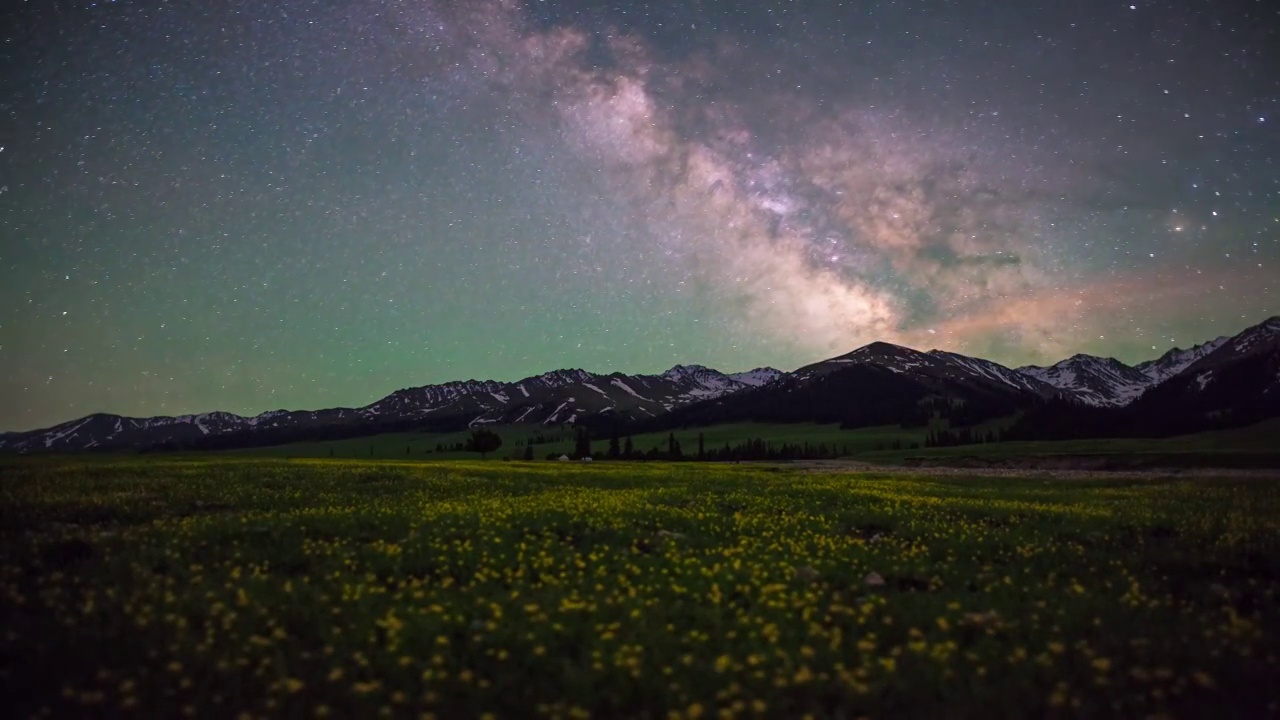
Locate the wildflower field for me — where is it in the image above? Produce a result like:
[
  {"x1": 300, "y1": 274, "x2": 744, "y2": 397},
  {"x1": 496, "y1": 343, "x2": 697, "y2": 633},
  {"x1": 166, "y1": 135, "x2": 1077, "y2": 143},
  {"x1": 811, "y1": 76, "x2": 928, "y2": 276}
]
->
[{"x1": 1, "y1": 458, "x2": 1277, "y2": 719}]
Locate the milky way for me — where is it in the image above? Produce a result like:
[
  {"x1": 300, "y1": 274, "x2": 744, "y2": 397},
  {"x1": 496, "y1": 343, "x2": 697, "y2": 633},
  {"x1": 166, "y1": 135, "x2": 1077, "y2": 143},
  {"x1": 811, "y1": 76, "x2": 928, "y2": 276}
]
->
[{"x1": 2, "y1": 0, "x2": 1277, "y2": 430}]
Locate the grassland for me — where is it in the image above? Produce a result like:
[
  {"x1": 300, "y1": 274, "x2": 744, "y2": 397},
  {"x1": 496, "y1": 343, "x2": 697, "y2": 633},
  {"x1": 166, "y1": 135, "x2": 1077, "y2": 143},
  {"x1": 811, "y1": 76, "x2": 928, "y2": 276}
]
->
[
  {"x1": 229, "y1": 417, "x2": 1280, "y2": 468},
  {"x1": 227, "y1": 422, "x2": 931, "y2": 461},
  {"x1": 860, "y1": 418, "x2": 1280, "y2": 468},
  {"x1": 2, "y1": 458, "x2": 1277, "y2": 718}
]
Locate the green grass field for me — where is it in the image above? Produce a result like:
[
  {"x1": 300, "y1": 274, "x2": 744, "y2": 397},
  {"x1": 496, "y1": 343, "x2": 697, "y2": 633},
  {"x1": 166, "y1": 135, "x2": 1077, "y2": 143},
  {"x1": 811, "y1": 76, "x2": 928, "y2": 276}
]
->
[
  {"x1": 228, "y1": 417, "x2": 1279, "y2": 468},
  {"x1": 859, "y1": 418, "x2": 1280, "y2": 466},
  {"x1": 2, "y1": 458, "x2": 1277, "y2": 718},
  {"x1": 227, "y1": 422, "x2": 934, "y2": 461}
]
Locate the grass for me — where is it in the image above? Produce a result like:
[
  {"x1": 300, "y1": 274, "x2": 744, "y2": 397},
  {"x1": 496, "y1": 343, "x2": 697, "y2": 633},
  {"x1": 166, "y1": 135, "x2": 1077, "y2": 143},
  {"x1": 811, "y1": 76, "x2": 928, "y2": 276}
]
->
[
  {"x1": 227, "y1": 422, "x2": 935, "y2": 461},
  {"x1": 862, "y1": 418, "x2": 1280, "y2": 466},
  {"x1": 2, "y1": 458, "x2": 1277, "y2": 718},
  {"x1": 227, "y1": 417, "x2": 1280, "y2": 469}
]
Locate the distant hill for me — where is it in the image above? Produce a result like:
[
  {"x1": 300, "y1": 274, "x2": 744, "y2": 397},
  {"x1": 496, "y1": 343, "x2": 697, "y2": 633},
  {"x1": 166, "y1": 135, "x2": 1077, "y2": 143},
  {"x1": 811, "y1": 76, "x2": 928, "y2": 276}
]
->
[
  {"x1": 0, "y1": 365, "x2": 783, "y2": 453},
  {"x1": 2, "y1": 316, "x2": 1277, "y2": 453}
]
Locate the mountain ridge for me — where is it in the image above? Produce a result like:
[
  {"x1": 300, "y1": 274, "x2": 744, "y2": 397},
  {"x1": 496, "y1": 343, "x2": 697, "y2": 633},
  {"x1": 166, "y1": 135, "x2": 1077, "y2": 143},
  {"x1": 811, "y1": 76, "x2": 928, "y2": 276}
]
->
[
  {"x1": 0, "y1": 364, "x2": 785, "y2": 453},
  {"x1": 3, "y1": 316, "x2": 1276, "y2": 453},
  {"x1": 1018, "y1": 317, "x2": 1279, "y2": 407}
]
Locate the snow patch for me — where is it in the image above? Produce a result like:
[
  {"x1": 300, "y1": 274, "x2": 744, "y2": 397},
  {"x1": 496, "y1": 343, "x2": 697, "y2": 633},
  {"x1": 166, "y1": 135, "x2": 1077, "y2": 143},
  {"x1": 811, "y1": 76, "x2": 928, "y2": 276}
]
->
[
  {"x1": 544, "y1": 401, "x2": 572, "y2": 424},
  {"x1": 44, "y1": 418, "x2": 91, "y2": 448},
  {"x1": 727, "y1": 368, "x2": 782, "y2": 387},
  {"x1": 611, "y1": 378, "x2": 652, "y2": 401}
]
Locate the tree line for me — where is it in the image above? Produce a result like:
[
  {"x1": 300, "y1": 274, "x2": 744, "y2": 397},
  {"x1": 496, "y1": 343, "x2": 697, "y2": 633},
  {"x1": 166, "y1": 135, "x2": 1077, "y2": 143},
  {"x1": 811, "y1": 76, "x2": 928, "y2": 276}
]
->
[{"x1": 519, "y1": 427, "x2": 856, "y2": 462}]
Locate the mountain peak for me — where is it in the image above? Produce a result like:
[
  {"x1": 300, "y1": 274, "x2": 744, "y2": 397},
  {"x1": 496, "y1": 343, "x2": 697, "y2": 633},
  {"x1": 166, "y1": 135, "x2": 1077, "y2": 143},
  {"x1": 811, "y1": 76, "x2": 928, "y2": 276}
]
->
[
  {"x1": 662, "y1": 363, "x2": 713, "y2": 380},
  {"x1": 854, "y1": 340, "x2": 921, "y2": 355},
  {"x1": 1017, "y1": 352, "x2": 1148, "y2": 407},
  {"x1": 1171, "y1": 317, "x2": 1280, "y2": 377},
  {"x1": 1067, "y1": 352, "x2": 1121, "y2": 364},
  {"x1": 1134, "y1": 336, "x2": 1229, "y2": 384},
  {"x1": 535, "y1": 368, "x2": 594, "y2": 385},
  {"x1": 727, "y1": 367, "x2": 783, "y2": 387}
]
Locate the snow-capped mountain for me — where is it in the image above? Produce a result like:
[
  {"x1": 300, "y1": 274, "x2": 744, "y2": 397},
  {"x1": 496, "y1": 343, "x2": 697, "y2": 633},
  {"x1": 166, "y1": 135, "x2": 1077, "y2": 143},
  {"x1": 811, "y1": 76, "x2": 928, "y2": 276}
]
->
[
  {"x1": 797, "y1": 342, "x2": 1059, "y2": 398},
  {"x1": 0, "y1": 363, "x2": 783, "y2": 453},
  {"x1": 3, "y1": 316, "x2": 1275, "y2": 453},
  {"x1": 923, "y1": 349, "x2": 1061, "y2": 397},
  {"x1": 1181, "y1": 316, "x2": 1280, "y2": 374},
  {"x1": 1134, "y1": 337, "x2": 1229, "y2": 385},
  {"x1": 460, "y1": 364, "x2": 781, "y2": 427},
  {"x1": 727, "y1": 368, "x2": 784, "y2": 387},
  {"x1": 1121, "y1": 316, "x2": 1280, "y2": 433},
  {"x1": 659, "y1": 364, "x2": 776, "y2": 399},
  {"x1": 362, "y1": 380, "x2": 507, "y2": 418},
  {"x1": 653, "y1": 340, "x2": 1061, "y2": 433},
  {"x1": 1016, "y1": 317, "x2": 1280, "y2": 408},
  {"x1": 1016, "y1": 354, "x2": 1152, "y2": 407}
]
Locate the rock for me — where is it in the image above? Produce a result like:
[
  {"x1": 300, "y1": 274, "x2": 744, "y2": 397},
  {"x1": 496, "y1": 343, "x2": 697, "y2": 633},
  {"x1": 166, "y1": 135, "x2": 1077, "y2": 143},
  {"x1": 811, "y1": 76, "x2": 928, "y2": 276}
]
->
[{"x1": 863, "y1": 571, "x2": 886, "y2": 587}]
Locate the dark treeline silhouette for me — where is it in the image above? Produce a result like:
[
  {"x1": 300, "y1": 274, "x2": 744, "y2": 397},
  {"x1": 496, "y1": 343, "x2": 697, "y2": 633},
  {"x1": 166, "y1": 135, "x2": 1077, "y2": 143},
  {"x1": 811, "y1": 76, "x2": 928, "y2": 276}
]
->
[
  {"x1": 692, "y1": 437, "x2": 842, "y2": 461},
  {"x1": 558, "y1": 427, "x2": 851, "y2": 462},
  {"x1": 924, "y1": 427, "x2": 999, "y2": 448},
  {"x1": 997, "y1": 398, "x2": 1122, "y2": 442},
  {"x1": 522, "y1": 431, "x2": 564, "y2": 446},
  {"x1": 464, "y1": 428, "x2": 502, "y2": 459}
]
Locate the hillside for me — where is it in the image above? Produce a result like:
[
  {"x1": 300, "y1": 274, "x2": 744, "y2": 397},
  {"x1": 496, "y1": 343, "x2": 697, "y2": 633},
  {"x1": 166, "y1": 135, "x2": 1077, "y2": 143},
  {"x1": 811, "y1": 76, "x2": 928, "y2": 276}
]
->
[{"x1": 2, "y1": 315, "x2": 1277, "y2": 454}]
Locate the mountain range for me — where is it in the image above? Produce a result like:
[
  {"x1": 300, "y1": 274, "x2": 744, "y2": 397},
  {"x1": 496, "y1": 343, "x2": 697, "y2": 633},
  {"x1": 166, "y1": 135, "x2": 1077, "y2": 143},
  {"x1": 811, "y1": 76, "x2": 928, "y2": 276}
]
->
[{"x1": 3, "y1": 315, "x2": 1277, "y2": 454}]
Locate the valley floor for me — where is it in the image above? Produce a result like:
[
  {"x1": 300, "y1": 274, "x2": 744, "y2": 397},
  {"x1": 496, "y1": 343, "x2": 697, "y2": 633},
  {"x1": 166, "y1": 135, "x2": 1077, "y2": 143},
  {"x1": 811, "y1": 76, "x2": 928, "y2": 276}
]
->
[
  {"x1": 223, "y1": 417, "x2": 1280, "y2": 469},
  {"x1": 1, "y1": 459, "x2": 1277, "y2": 718}
]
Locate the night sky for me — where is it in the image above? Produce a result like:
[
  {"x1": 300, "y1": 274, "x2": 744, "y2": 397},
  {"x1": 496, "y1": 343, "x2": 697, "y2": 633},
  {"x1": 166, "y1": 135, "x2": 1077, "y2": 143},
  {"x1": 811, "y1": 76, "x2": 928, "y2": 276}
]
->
[{"x1": 3, "y1": 0, "x2": 1278, "y2": 431}]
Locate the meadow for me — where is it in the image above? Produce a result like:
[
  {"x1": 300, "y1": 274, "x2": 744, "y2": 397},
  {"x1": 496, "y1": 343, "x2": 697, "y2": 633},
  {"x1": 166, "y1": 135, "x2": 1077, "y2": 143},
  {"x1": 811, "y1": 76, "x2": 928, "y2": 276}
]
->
[
  {"x1": 226, "y1": 422, "x2": 933, "y2": 461},
  {"x1": 227, "y1": 418, "x2": 1280, "y2": 466},
  {"x1": 2, "y1": 458, "x2": 1278, "y2": 718}
]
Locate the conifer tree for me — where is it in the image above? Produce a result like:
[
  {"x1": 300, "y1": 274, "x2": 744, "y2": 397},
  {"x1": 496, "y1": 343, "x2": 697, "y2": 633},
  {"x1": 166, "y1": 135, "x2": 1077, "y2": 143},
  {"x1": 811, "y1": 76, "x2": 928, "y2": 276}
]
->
[{"x1": 464, "y1": 429, "x2": 503, "y2": 459}]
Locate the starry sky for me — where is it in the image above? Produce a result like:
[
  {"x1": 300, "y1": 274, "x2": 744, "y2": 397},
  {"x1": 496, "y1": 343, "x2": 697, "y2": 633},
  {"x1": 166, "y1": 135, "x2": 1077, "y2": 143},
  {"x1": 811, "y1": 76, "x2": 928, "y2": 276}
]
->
[{"x1": 2, "y1": 0, "x2": 1278, "y2": 431}]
